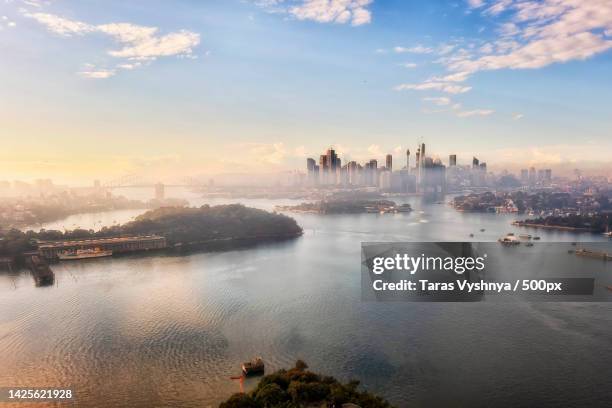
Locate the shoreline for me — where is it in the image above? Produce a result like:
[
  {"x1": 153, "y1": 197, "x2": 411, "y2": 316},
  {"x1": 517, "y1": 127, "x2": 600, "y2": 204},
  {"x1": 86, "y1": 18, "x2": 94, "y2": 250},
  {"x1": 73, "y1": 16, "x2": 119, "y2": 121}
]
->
[{"x1": 512, "y1": 221, "x2": 594, "y2": 232}]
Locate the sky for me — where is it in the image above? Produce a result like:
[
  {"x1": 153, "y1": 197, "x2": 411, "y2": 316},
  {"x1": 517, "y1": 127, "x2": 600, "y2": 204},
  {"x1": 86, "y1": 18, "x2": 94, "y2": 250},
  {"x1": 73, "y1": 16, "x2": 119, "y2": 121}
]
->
[{"x1": 1, "y1": 0, "x2": 611, "y2": 183}]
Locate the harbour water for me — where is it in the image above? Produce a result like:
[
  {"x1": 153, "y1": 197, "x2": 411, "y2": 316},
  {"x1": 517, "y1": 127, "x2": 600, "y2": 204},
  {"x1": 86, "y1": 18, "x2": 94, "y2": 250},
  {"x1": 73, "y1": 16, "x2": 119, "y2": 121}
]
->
[{"x1": 2, "y1": 192, "x2": 612, "y2": 407}]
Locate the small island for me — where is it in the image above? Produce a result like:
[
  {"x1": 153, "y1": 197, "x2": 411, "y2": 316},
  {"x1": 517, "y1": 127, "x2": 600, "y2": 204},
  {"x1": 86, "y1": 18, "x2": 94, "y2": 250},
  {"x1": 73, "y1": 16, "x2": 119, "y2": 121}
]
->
[
  {"x1": 276, "y1": 199, "x2": 411, "y2": 215},
  {"x1": 0, "y1": 204, "x2": 303, "y2": 266},
  {"x1": 220, "y1": 360, "x2": 393, "y2": 408}
]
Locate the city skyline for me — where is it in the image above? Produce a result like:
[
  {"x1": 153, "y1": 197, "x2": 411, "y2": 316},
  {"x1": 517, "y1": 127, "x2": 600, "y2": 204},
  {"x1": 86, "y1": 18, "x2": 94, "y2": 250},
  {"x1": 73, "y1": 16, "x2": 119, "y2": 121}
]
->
[{"x1": 1, "y1": 0, "x2": 612, "y2": 182}]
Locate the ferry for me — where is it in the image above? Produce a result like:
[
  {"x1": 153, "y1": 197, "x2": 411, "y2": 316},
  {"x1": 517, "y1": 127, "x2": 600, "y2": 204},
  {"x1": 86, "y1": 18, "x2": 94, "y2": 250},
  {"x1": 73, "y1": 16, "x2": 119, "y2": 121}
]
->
[
  {"x1": 241, "y1": 357, "x2": 265, "y2": 376},
  {"x1": 498, "y1": 235, "x2": 520, "y2": 245},
  {"x1": 58, "y1": 248, "x2": 113, "y2": 260}
]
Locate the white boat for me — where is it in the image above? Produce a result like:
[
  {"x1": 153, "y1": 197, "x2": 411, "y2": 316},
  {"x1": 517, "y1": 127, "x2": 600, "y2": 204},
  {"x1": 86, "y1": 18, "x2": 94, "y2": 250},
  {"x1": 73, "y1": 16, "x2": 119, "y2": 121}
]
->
[{"x1": 58, "y1": 248, "x2": 113, "y2": 260}]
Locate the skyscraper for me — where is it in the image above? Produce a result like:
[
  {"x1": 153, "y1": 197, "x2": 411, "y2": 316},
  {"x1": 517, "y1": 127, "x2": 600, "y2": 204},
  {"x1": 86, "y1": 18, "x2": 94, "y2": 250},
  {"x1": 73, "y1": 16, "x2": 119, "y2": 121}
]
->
[
  {"x1": 449, "y1": 154, "x2": 457, "y2": 167},
  {"x1": 386, "y1": 154, "x2": 392, "y2": 172},
  {"x1": 406, "y1": 149, "x2": 410, "y2": 172}
]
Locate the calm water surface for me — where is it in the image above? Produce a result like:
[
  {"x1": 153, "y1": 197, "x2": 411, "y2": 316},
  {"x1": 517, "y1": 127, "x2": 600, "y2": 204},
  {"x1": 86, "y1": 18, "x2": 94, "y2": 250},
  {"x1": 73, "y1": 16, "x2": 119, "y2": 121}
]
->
[{"x1": 2, "y1": 193, "x2": 612, "y2": 407}]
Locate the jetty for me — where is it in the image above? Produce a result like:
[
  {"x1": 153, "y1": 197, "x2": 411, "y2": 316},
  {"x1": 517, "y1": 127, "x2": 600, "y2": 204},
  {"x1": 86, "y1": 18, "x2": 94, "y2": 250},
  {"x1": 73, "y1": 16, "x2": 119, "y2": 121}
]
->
[{"x1": 25, "y1": 254, "x2": 54, "y2": 286}]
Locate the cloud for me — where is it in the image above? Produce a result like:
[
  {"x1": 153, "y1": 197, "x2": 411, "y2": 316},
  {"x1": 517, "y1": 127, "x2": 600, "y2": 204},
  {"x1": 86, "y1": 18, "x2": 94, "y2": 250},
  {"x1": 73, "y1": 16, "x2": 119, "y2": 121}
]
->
[
  {"x1": 77, "y1": 69, "x2": 116, "y2": 79},
  {"x1": 447, "y1": 1, "x2": 612, "y2": 74},
  {"x1": 394, "y1": 45, "x2": 433, "y2": 54},
  {"x1": 24, "y1": 12, "x2": 94, "y2": 35},
  {"x1": 467, "y1": 0, "x2": 486, "y2": 9},
  {"x1": 455, "y1": 109, "x2": 494, "y2": 117},
  {"x1": 512, "y1": 112, "x2": 524, "y2": 120},
  {"x1": 23, "y1": 11, "x2": 200, "y2": 76},
  {"x1": 423, "y1": 96, "x2": 451, "y2": 106},
  {"x1": 1, "y1": 15, "x2": 17, "y2": 29},
  {"x1": 400, "y1": 62, "x2": 417, "y2": 68},
  {"x1": 260, "y1": 0, "x2": 374, "y2": 26},
  {"x1": 395, "y1": 82, "x2": 472, "y2": 94},
  {"x1": 242, "y1": 142, "x2": 287, "y2": 165}
]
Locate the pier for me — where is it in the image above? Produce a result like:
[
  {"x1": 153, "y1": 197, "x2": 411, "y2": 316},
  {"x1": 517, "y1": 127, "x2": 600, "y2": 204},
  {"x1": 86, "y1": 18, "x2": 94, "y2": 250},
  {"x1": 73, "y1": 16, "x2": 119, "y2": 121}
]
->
[
  {"x1": 37, "y1": 235, "x2": 167, "y2": 260},
  {"x1": 25, "y1": 254, "x2": 54, "y2": 286}
]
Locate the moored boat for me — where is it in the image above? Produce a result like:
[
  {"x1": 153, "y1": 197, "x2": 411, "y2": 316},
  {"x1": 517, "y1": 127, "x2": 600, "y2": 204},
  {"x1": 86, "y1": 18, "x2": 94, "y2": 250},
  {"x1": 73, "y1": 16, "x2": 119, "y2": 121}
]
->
[
  {"x1": 241, "y1": 357, "x2": 265, "y2": 376},
  {"x1": 58, "y1": 248, "x2": 113, "y2": 260}
]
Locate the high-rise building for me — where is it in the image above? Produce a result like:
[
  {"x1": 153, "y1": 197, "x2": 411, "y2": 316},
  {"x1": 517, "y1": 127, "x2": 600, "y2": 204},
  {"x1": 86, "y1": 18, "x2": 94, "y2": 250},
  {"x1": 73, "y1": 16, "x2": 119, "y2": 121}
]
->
[
  {"x1": 449, "y1": 154, "x2": 457, "y2": 167},
  {"x1": 406, "y1": 149, "x2": 410, "y2": 172},
  {"x1": 386, "y1": 154, "x2": 392, "y2": 172},
  {"x1": 472, "y1": 157, "x2": 479, "y2": 168},
  {"x1": 306, "y1": 158, "x2": 317, "y2": 185},
  {"x1": 520, "y1": 169, "x2": 529, "y2": 183},
  {"x1": 528, "y1": 167, "x2": 536, "y2": 185},
  {"x1": 306, "y1": 158, "x2": 316, "y2": 172}
]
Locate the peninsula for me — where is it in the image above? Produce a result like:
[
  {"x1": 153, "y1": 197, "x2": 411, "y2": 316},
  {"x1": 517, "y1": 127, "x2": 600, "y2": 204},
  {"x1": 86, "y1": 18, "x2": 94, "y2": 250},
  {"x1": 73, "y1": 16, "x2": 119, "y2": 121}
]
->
[
  {"x1": 220, "y1": 360, "x2": 393, "y2": 408},
  {"x1": 0, "y1": 204, "x2": 303, "y2": 264}
]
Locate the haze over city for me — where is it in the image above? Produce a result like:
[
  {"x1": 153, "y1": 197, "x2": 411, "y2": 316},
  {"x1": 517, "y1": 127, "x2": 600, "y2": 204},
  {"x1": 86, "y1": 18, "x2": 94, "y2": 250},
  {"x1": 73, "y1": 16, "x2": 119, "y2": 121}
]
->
[{"x1": 2, "y1": 0, "x2": 612, "y2": 183}]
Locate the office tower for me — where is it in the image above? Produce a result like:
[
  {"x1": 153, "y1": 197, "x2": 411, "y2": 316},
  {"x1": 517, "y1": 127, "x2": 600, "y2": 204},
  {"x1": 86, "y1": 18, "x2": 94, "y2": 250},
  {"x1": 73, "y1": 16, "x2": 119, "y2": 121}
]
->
[
  {"x1": 326, "y1": 148, "x2": 338, "y2": 170},
  {"x1": 306, "y1": 158, "x2": 317, "y2": 185},
  {"x1": 544, "y1": 169, "x2": 552, "y2": 182},
  {"x1": 520, "y1": 169, "x2": 529, "y2": 183},
  {"x1": 386, "y1": 154, "x2": 392, "y2": 172},
  {"x1": 319, "y1": 155, "x2": 328, "y2": 184},
  {"x1": 306, "y1": 158, "x2": 316, "y2": 172},
  {"x1": 480, "y1": 162, "x2": 487, "y2": 171},
  {"x1": 472, "y1": 157, "x2": 479, "y2": 168},
  {"x1": 449, "y1": 154, "x2": 457, "y2": 167},
  {"x1": 406, "y1": 149, "x2": 410, "y2": 172},
  {"x1": 528, "y1": 167, "x2": 536, "y2": 185}
]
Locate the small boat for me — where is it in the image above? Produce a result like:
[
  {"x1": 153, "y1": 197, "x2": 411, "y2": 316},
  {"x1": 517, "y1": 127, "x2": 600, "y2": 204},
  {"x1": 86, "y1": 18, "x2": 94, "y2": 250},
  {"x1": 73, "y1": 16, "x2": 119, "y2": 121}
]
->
[
  {"x1": 533, "y1": 236, "x2": 541, "y2": 240},
  {"x1": 498, "y1": 235, "x2": 520, "y2": 245},
  {"x1": 519, "y1": 234, "x2": 532, "y2": 240},
  {"x1": 526, "y1": 242, "x2": 534, "y2": 247},
  {"x1": 58, "y1": 248, "x2": 113, "y2": 260},
  {"x1": 242, "y1": 357, "x2": 265, "y2": 376},
  {"x1": 469, "y1": 233, "x2": 474, "y2": 237},
  {"x1": 480, "y1": 228, "x2": 485, "y2": 232}
]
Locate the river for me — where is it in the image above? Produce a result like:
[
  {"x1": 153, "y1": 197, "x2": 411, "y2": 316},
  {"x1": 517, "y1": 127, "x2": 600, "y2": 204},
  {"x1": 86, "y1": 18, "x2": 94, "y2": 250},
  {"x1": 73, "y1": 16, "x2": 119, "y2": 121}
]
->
[{"x1": 2, "y1": 189, "x2": 612, "y2": 407}]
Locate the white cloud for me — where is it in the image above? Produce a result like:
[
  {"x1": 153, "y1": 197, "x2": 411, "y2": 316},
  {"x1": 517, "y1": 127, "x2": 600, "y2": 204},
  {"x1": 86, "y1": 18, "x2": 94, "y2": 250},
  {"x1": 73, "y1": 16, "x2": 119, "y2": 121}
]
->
[
  {"x1": 367, "y1": 144, "x2": 383, "y2": 156},
  {"x1": 467, "y1": 0, "x2": 486, "y2": 9},
  {"x1": 289, "y1": 0, "x2": 373, "y2": 26},
  {"x1": 23, "y1": 11, "x2": 200, "y2": 75},
  {"x1": 116, "y1": 62, "x2": 142, "y2": 70},
  {"x1": 394, "y1": 45, "x2": 433, "y2": 54},
  {"x1": 512, "y1": 112, "x2": 524, "y2": 120},
  {"x1": 447, "y1": 1, "x2": 612, "y2": 75},
  {"x1": 456, "y1": 109, "x2": 494, "y2": 117},
  {"x1": 484, "y1": 0, "x2": 512, "y2": 15},
  {"x1": 25, "y1": 12, "x2": 94, "y2": 35},
  {"x1": 78, "y1": 69, "x2": 116, "y2": 79},
  {"x1": 400, "y1": 62, "x2": 417, "y2": 68},
  {"x1": 423, "y1": 96, "x2": 451, "y2": 106},
  {"x1": 395, "y1": 81, "x2": 472, "y2": 94}
]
